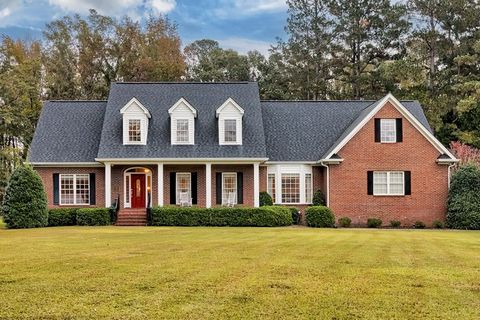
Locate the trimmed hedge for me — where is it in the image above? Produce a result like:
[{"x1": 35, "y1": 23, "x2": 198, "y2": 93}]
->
[
  {"x1": 151, "y1": 206, "x2": 292, "y2": 227},
  {"x1": 48, "y1": 208, "x2": 77, "y2": 226},
  {"x1": 305, "y1": 206, "x2": 335, "y2": 228},
  {"x1": 2, "y1": 165, "x2": 48, "y2": 229},
  {"x1": 259, "y1": 192, "x2": 273, "y2": 206},
  {"x1": 76, "y1": 208, "x2": 111, "y2": 226},
  {"x1": 287, "y1": 207, "x2": 300, "y2": 225},
  {"x1": 367, "y1": 218, "x2": 382, "y2": 228}
]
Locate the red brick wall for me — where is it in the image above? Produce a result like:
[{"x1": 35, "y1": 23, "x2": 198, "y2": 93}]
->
[
  {"x1": 34, "y1": 167, "x2": 105, "y2": 209},
  {"x1": 329, "y1": 101, "x2": 449, "y2": 227},
  {"x1": 163, "y1": 165, "x2": 206, "y2": 206},
  {"x1": 212, "y1": 164, "x2": 254, "y2": 207}
]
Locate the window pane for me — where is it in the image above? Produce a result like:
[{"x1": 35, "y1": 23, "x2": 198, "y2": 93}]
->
[
  {"x1": 224, "y1": 119, "x2": 237, "y2": 142},
  {"x1": 373, "y1": 172, "x2": 388, "y2": 195},
  {"x1": 305, "y1": 173, "x2": 312, "y2": 203},
  {"x1": 281, "y1": 173, "x2": 300, "y2": 203},
  {"x1": 60, "y1": 174, "x2": 74, "y2": 204},
  {"x1": 75, "y1": 174, "x2": 89, "y2": 205},
  {"x1": 222, "y1": 173, "x2": 237, "y2": 204},
  {"x1": 128, "y1": 119, "x2": 141, "y2": 142},
  {"x1": 176, "y1": 173, "x2": 191, "y2": 204},
  {"x1": 380, "y1": 119, "x2": 396, "y2": 142},
  {"x1": 176, "y1": 119, "x2": 189, "y2": 143},
  {"x1": 267, "y1": 173, "x2": 276, "y2": 203},
  {"x1": 389, "y1": 172, "x2": 404, "y2": 195}
]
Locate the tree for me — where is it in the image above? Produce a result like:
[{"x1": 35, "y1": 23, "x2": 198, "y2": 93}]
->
[{"x1": 2, "y1": 165, "x2": 48, "y2": 228}]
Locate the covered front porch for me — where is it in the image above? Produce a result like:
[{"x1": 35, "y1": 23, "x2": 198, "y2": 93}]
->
[{"x1": 103, "y1": 161, "x2": 262, "y2": 210}]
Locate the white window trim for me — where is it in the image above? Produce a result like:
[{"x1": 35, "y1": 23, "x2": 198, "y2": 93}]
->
[
  {"x1": 59, "y1": 174, "x2": 90, "y2": 206},
  {"x1": 217, "y1": 98, "x2": 244, "y2": 146},
  {"x1": 373, "y1": 171, "x2": 405, "y2": 196},
  {"x1": 121, "y1": 98, "x2": 150, "y2": 146},
  {"x1": 221, "y1": 172, "x2": 237, "y2": 205},
  {"x1": 380, "y1": 118, "x2": 397, "y2": 143},
  {"x1": 169, "y1": 98, "x2": 196, "y2": 146},
  {"x1": 221, "y1": 117, "x2": 241, "y2": 145},
  {"x1": 176, "y1": 172, "x2": 192, "y2": 205},
  {"x1": 174, "y1": 118, "x2": 191, "y2": 144},
  {"x1": 267, "y1": 164, "x2": 313, "y2": 205},
  {"x1": 267, "y1": 173, "x2": 276, "y2": 203}
]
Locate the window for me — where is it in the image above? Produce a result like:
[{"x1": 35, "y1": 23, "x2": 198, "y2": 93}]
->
[
  {"x1": 176, "y1": 173, "x2": 191, "y2": 205},
  {"x1": 224, "y1": 119, "x2": 237, "y2": 142},
  {"x1": 267, "y1": 173, "x2": 276, "y2": 203},
  {"x1": 305, "y1": 173, "x2": 312, "y2": 203},
  {"x1": 60, "y1": 174, "x2": 89, "y2": 205},
  {"x1": 373, "y1": 171, "x2": 404, "y2": 195},
  {"x1": 222, "y1": 173, "x2": 237, "y2": 205},
  {"x1": 281, "y1": 173, "x2": 300, "y2": 204},
  {"x1": 128, "y1": 119, "x2": 141, "y2": 142},
  {"x1": 176, "y1": 119, "x2": 190, "y2": 143},
  {"x1": 380, "y1": 119, "x2": 396, "y2": 143}
]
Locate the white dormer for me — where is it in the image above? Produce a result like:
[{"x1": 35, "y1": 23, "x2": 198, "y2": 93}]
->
[
  {"x1": 120, "y1": 97, "x2": 151, "y2": 145},
  {"x1": 168, "y1": 98, "x2": 197, "y2": 145},
  {"x1": 216, "y1": 98, "x2": 244, "y2": 145}
]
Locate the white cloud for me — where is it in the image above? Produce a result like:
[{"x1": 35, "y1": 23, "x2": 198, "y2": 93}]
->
[
  {"x1": 147, "y1": 0, "x2": 176, "y2": 15},
  {"x1": 214, "y1": 0, "x2": 287, "y2": 19},
  {"x1": 218, "y1": 37, "x2": 272, "y2": 56},
  {"x1": 48, "y1": 0, "x2": 176, "y2": 16},
  {"x1": 0, "y1": 7, "x2": 11, "y2": 18}
]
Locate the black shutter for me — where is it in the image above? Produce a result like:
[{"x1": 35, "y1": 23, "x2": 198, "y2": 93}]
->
[
  {"x1": 216, "y1": 172, "x2": 222, "y2": 205},
  {"x1": 374, "y1": 119, "x2": 381, "y2": 142},
  {"x1": 191, "y1": 172, "x2": 197, "y2": 205},
  {"x1": 367, "y1": 171, "x2": 374, "y2": 195},
  {"x1": 53, "y1": 173, "x2": 59, "y2": 205},
  {"x1": 170, "y1": 172, "x2": 176, "y2": 204},
  {"x1": 89, "y1": 173, "x2": 96, "y2": 205},
  {"x1": 396, "y1": 118, "x2": 403, "y2": 142},
  {"x1": 404, "y1": 171, "x2": 411, "y2": 195},
  {"x1": 237, "y1": 172, "x2": 243, "y2": 204}
]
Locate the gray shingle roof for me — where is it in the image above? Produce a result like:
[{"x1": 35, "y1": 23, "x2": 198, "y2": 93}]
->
[
  {"x1": 96, "y1": 82, "x2": 267, "y2": 159},
  {"x1": 28, "y1": 101, "x2": 106, "y2": 163},
  {"x1": 261, "y1": 100, "x2": 432, "y2": 162}
]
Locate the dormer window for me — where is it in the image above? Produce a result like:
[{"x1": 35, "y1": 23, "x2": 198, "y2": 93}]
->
[
  {"x1": 216, "y1": 98, "x2": 244, "y2": 145},
  {"x1": 169, "y1": 98, "x2": 196, "y2": 145},
  {"x1": 120, "y1": 98, "x2": 151, "y2": 145}
]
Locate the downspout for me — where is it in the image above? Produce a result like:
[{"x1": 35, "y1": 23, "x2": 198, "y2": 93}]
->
[
  {"x1": 447, "y1": 163, "x2": 456, "y2": 189},
  {"x1": 320, "y1": 161, "x2": 330, "y2": 207}
]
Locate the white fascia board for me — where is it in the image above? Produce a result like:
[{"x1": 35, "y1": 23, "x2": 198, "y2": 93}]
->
[
  {"x1": 168, "y1": 97, "x2": 197, "y2": 117},
  {"x1": 265, "y1": 161, "x2": 318, "y2": 164},
  {"x1": 324, "y1": 93, "x2": 458, "y2": 161},
  {"x1": 437, "y1": 158, "x2": 459, "y2": 164},
  {"x1": 96, "y1": 158, "x2": 268, "y2": 164},
  {"x1": 120, "y1": 97, "x2": 151, "y2": 118},
  {"x1": 29, "y1": 162, "x2": 103, "y2": 167},
  {"x1": 216, "y1": 97, "x2": 245, "y2": 117}
]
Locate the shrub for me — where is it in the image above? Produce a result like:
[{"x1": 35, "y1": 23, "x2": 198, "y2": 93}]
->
[
  {"x1": 414, "y1": 221, "x2": 426, "y2": 229},
  {"x1": 367, "y1": 218, "x2": 382, "y2": 228},
  {"x1": 312, "y1": 190, "x2": 326, "y2": 206},
  {"x1": 2, "y1": 165, "x2": 48, "y2": 229},
  {"x1": 305, "y1": 206, "x2": 335, "y2": 228},
  {"x1": 338, "y1": 217, "x2": 352, "y2": 228},
  {"x1": 150, "y1": 206, "x2": 292, "y2": 227},
  {"x1": 259, "y1": 192, "x2": 273, "y2": 206},
  {"x1": 432, "y1": 220, "x2": 444, "y2": 229},
  {"x1": 76, "y1": 208, "x2": 111, "y2": 226},
  {"x1": 48, "y1": 208, "x2": 76, "y2": 226},
  {"x1": 390, "y1": 220, "x2": 401, "y2": 228},
  {"x1": 288, "y1": 207, "x2": 300, "y2": 224},
  {"x1": 447, "y1": 164, "x2": 480, "y2": 230}
]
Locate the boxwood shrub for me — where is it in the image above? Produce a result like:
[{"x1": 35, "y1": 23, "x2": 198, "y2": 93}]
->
[
  {"x1": 48, "y1": 208, "x2": 77, "y2": 226},
  {"x1": 338, "y1": 217, "x2": 352, "y2": 228},
  {"x1": 259, "y1": 192, "x2": 273, "y2": 206},
  {"x1": 150, "y1": 206, "x2": 292, "y2": 227},
  {"x1": 76, "y1": 208, "x2": 111, "y2": 226},
  {"x1": 367, "y1": 218, "x2": 382, "y2": 228},
  {"x1": 305, "y1": 206, "x2": 335, "y2": 228},
  {"x1": 287, "y1": 207, "x2": 300, "y2": 225}
]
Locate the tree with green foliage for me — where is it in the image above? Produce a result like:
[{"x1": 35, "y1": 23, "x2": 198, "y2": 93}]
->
[
  {"x1": 2, "y1": 165, "x2": 48, "y2": 228},
  {"x1": 447, "y1": 164, "x2": 480, "y2": 230}
]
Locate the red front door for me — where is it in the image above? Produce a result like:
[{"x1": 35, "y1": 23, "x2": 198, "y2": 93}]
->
[{"x1": 131, "y1": 174, "x2": 146, "y2": 208}]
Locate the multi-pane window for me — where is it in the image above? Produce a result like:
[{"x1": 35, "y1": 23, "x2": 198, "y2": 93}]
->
[
  {"x1": 128, "y1": 119, "x2": 141, "y2": 142},
  {"x1": 267, "y1": 173, "x2": 276, "y2": 203},
  {"x1": 305, "y1": 173, "x2": 312, "y2": 203},
  {"x1": 60, "y1": 174, "x2": 89, "y2": 205},
  {"x1": 222, "y1": 173, "x2": 237, "y2": 205},
  {"x1": 176, "y1": 173, "x2": 191, "y2": 204},
  {"x1": 176, "y1": 119, "x2": 189, "y2": 143},
  {"x1": 224, "y1": 119, "x2": 237, "y2": 142},
  {"x1": 373, "y1": 171, "x2": 404, "y2": 195},
  {"x1": 281, "y1": 173, "x2": 300, "y2": 203},
  {"x1": 380, "y1": 119, "x2": 396, "y2": 143}
]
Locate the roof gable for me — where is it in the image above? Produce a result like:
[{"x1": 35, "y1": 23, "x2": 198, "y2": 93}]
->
[
  {"x1": 216, "y1": 98, "x2": 244, "y2": 117},
  {"x1": 168, "y1": 97, "x2": 197, "y2": 117},
  {"x1": 120, "y1": 97, "x2": 151, "y2": 118}
]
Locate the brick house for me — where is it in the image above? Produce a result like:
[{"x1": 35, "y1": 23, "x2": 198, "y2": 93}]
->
[{"x1": 28, "y1": 82, "x2": 458, "y2": 226}]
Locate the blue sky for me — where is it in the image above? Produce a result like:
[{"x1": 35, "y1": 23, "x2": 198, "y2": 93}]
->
[{"x1": 0, "y1": 0, "x2": 289, "y2": 55}]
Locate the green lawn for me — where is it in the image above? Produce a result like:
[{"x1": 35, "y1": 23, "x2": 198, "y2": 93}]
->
[{"x1": 0, "y1": 227, "x2": 478, "y2": 319}]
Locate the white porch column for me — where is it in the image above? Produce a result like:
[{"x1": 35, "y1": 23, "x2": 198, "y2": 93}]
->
[
  {"x1": 105, "y1": 162, "x2": 112, "y2": 207},
  {"x1": 205, "y1": 163, "x2": 212, "y2": 208},
  {"x1": 253, "y1": 162, "x2": 260, "y2": 207},
  {"x1": 157, "y1": 163, "x2": 164, "y2": 207}
]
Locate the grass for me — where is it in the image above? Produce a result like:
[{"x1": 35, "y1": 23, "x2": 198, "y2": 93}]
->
[{"x1": 0, "y1": 227, "x2": 478, "y2": 319}]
